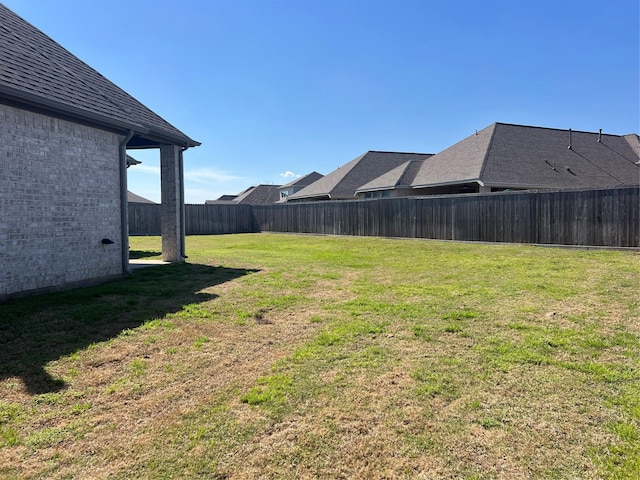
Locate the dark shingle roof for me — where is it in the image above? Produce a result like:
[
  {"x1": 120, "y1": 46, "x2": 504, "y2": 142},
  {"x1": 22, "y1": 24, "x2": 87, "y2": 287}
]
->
[
  {"x1": 411, "y1": 123, "x2": 640, "y2": 190},
  {"x1": 288, "y1": 151, "x2": 433, "y2": 201},
  {"x1": 232, "y1": 185, "x2": 281, "y2": 205},
  {"x1": 356, "y1": 158, "x2": 432, "y2": 193},
  {"x1": 215, "y1": 194, "x2": 239, "y2": 202},
  {"x1": 280, "y1": 171, "x2": 324, "y2": 189},
  {"x1": 410, "y1": 124, "x2": 495, "y2": 187},
  {"x1": 0, "y1": 4, "x2": 199, "y2": 148}
]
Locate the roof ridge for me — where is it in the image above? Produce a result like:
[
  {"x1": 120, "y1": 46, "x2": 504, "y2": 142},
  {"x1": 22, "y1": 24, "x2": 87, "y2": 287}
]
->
[
  {"x1": 398, "y1": 160, "x2": 426, "y2": 186},
  {"x1": 330, "y1": 152, "x2": 368, "y2": 193},
  {"x1": 493, "y1": 122, "x2": 627, "y2": 137},
  {"x1": 477, "y1": 123, "x2": 497, "y2": 181},
  {"x1": 396, "y1": 161, "x2": 414, "y2": 186},
  {"x1": 623, "y1": 134, "x2": 640, "y2": 164},
  {"x1": 367, "y1": 150, "x2": 433, "y2": 155},
  {"x1": 280, "y1": 171, "x2": 323, "y2": 188}
]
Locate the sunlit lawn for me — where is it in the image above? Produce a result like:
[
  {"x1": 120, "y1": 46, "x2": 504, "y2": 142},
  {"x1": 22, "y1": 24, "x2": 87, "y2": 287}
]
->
[{"x1": 1, "y1": 233, "x2": 638, "y2": 479}]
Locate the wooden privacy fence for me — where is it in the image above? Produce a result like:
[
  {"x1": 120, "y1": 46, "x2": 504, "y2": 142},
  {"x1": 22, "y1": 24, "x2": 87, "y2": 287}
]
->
[
  {"x1": 184, "y1": 204, "x2": 255, "y2": 235},
  {"x1": 128, "y1": 203, "x2": 255, "y2": 236},
  {"x1": 128, "y1": 186, "x2": 640, "y2": 247}
]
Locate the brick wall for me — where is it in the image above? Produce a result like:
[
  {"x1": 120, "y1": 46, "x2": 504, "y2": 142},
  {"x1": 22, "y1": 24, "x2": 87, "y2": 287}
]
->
[{"x1": 0, "y1": 103, "x2": 124, "y2": 298}]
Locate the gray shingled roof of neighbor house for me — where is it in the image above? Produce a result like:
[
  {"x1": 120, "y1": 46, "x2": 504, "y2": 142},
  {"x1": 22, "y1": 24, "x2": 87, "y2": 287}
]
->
[
  {"x1": 288, "y1": 151, "x2": 433, "y2": 201},
  {"x1": 277, "y1": 171, "x2": 325, "y2": 202},
  {"x1": 356, "y1": 158, "x2": 432, "y2": 193},
  {"x1": 127, "y1": 191, "x2": 156, "y2": 204},
  {"x1": 410, "y1": 123, "x2": 640, "y2": 190},
  {"x1": 207, "y1": 194, "x2": 239, "y2": 203},
  {"x1": 0, "y1": 4, "x2": 199, "y2": 148},
  {"x1": 231, "y1": 184, "x2": 281, "y2": 205},
  {"x1": 280, "y1": 171, "x2": 325, "y2": 189}
]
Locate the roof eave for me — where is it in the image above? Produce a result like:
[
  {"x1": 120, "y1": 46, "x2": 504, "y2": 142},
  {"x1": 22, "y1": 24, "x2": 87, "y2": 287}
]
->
[
  {"x1": 145, "y1": 126, "x2": 201, "y2": 148},
  {"x1": 357, "y1": 180, "x2": 416, "y2": 193},
  {"x1": 0, "y1": 84, "x2": 200, "y2": 148},
  {"x1": 481, "y1": 182, "x2": 560, "y2": 189},
  {"x1": 288, "y1": 193, "x2": 331, "y2": 201},
  {"x1": 355, "y1": 186, "x2": 394, "y2": 193},
  {"x1": 412, "y1": 179, "x2": 483, "y2": 189}
]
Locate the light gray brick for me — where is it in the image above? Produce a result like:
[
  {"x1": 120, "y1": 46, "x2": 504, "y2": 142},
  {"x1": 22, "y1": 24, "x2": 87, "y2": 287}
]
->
[{"x1": 0, "y1": 104, "x2": 124, "y2": 297}]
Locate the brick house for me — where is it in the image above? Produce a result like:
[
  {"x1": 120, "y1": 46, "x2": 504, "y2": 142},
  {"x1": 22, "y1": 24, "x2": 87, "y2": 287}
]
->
[{"x1": 0, "y1": 5, "x2": 199, "y2": 299}]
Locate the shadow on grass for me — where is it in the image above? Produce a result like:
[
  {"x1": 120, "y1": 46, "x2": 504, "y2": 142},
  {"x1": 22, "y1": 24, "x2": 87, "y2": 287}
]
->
[
  {"x1": 0, "y1": 263, "x2": 258, "y2": 395},
  {"x1": 129, "y1": 250, "x2": 163, "y2": 259}
]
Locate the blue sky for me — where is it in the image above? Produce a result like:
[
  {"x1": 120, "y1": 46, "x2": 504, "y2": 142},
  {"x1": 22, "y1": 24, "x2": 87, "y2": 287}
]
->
[{"x1": 5, "y1": 0, "x2": 639, "y2": 203}]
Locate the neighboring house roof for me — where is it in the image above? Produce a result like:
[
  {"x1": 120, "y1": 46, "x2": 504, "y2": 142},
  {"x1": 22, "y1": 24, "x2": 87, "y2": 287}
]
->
[
  {"x1": 288, "y1": 151, "x2": 433, "y2": 201},
  {"x1": 410, "y1": 123, "x2": 640, "y2": 190},
  {"x1": 356, "y1": 159, "x2": 431, "y2": 193},
  {"x1": 127, "y1": 191, "x2": 156, "y2": 204},
  {"x1": 280, "y1": 171, "x2": 325, "y2": 189},
  {"x1": 206, "y1": 185, "x2": 281, "y2": 205},
  {"x1": 210, "y1": 194, "x2": 239, "y2": 203},
  {"x1": 126, "y1": 154, "x2": 141, "y2": 168},
  {"x1": 0, "y1": 4, "x2": 199, "y2": 148},
  {"x1": 277, "y1": 171, "x2": 325, "y2": 202},
  {"x1": 234, "y1": 184, "x2": 281, "y2": 204}
]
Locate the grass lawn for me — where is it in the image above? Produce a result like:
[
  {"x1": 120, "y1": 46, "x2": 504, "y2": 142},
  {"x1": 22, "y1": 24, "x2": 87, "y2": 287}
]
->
[{"x1": 1, "y1": 233, "x2": 639, "y2": 479}]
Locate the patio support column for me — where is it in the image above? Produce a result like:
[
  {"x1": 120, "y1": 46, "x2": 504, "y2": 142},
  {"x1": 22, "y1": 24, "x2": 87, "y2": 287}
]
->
[{"x1": 160, "y1": 144, "x2": 184, "y2": 262}]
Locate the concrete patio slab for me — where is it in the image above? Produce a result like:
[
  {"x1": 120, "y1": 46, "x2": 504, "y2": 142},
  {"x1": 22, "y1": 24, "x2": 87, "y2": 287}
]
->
[{"x1": 129, "y1": 259, "x2": 170, "y2": 270}]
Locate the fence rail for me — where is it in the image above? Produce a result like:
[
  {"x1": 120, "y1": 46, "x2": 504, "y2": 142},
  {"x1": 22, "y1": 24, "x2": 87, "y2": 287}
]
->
[{"x1": 128, "y1": 186, "x2": 640, "y2": 247}]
